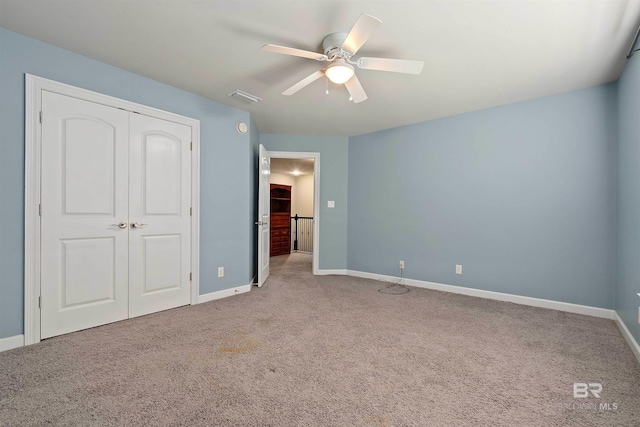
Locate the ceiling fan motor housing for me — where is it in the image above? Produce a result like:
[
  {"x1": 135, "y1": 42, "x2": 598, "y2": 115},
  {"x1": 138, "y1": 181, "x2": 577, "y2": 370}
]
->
[{"x1": 322, "y1": 32, "x2": 350, "y2": 59}]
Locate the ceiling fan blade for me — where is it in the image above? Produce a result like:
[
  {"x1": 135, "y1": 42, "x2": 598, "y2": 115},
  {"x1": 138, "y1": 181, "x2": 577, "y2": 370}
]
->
[
  {"x1": 357, "y1": 57, "x2": 424, "y2": 74},
  {"x1": 344, "y1": 74, "x2": 368, "y2": 103},
  {"x1": 262, "y1": 44, "x2": 328, "y2": 61},
  {"x1": 282, "y1": 70, "x2": 325, "y2": 96},
  {"x1": 341, "y1": 14, "x2": 382, "y2": 55}
]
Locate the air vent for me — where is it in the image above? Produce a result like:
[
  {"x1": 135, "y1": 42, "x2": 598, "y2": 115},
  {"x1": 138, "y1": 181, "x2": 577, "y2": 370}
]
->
[{"x1": 227, "y1": 90, "x2": 262, "y2": 104}]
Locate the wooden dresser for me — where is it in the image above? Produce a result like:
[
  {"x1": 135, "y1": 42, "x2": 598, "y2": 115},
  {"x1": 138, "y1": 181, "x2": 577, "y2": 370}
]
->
[{"x1": 270, "y1": 184, "x2": 291, "y2": 256}]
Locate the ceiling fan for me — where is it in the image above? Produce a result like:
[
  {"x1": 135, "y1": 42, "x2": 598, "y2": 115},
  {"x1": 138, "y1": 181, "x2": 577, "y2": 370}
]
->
[{"x1": 261, "y1": 14, "x2": 424, "y2": 103}]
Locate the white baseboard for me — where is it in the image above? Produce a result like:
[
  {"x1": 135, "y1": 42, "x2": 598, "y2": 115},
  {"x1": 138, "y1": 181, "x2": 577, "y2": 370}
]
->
[
  {"x1": 316, "y1": 269, "x2": 348, "y2": 276},
  {"x1": 0, "y1": 334, "x2": 24, "y2": 353},
  {"x1": 346, "y1": 270, "x2": 615, "y2": 320},
  {"x1": 197, "y1": 283, "x2": 252, "y2": 304},
  {"x1": 614, "y1": 312, "x2": 640, "y2": 364}
]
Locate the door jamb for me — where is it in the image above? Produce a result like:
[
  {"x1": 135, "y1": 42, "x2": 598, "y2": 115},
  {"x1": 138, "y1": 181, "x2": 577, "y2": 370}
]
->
[
  {"x1": 24, "y1": 74, "x2": 201, "y2": 345},
  {"x1": 268, "y1": 151, "x2": 320, "y2": 275}
]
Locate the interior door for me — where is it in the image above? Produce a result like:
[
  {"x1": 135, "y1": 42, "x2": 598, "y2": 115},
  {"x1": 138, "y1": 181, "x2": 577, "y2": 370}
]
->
[
  {"x1": 128, "y1": 113, "x2": 192, "y2": 317},
  {"x1": 40, "y1": 91, "x2": 130, "y2": 339},
  {"x1": 257, "y1": 144, "x2": 270, "y2": 287}
]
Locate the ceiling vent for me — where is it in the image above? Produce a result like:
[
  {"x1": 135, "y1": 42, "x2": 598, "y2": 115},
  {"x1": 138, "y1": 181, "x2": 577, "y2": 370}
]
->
[{"x1": 227, "y1": 90, "x2": 262, "y2": 104}]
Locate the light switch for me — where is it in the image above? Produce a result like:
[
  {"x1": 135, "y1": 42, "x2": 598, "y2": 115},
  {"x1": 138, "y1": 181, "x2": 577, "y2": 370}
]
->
[{"x1": 328, "y1": 201, "x2": 335, "y2": 208}]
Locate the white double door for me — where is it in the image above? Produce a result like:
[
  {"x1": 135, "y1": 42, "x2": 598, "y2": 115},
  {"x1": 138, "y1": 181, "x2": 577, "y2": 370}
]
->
[{"x1": 40, "y1": 91, "x2": 192, "y2": 339}]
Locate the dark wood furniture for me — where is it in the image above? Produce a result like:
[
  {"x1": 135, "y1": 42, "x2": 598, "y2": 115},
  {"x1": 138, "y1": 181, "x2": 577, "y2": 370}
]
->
[{"x1": 270, "y1": 184, "x2": 291, "y2": 256}]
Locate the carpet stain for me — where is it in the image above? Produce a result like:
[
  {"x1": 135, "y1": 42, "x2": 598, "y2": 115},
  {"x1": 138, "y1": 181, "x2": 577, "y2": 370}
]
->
[
  {"x1": 218, "y1": 342, "x2": 259, "y2": 353},
  {"x1": 217, "y1": 332, "x2": 260, "y2": 354},
  {"x1": 366, "y1": 413, "x2": 390, "y2": 427},
  {"x1": 208, "y1": 379, "x2": 226, "y2": 390}
]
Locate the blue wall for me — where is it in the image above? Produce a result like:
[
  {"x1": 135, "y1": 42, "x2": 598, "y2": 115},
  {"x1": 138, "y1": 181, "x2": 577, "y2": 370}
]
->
[
  {"x1": 260, "y1": 134, "x2": 349, "y2": 270},
  {"x1": 617, "y1": 52, "x2": 640, "y2": 344},
  {"x1": 0, "y1": 27, "x2": 254, "y2": 339},
  {"x1": 348, "y1": 85, "x2": 618, "y2": 309}
]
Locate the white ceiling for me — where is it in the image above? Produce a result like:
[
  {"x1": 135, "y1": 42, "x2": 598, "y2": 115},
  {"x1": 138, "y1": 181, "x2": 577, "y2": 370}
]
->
[{"x1": 1, "y1": 0, "x2": 639, "y2": 136}]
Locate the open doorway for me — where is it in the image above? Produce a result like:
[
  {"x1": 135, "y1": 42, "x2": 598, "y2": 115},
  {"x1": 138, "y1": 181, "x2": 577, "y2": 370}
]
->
[{"x1": 268, "y1": 153, "x2": 319, "y2": 274}]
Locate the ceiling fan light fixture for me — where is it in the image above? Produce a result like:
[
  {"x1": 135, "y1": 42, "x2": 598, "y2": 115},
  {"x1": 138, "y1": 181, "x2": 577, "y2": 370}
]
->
[{"x1": 325, "y1": 60, "x2": 355, "y2": 84}]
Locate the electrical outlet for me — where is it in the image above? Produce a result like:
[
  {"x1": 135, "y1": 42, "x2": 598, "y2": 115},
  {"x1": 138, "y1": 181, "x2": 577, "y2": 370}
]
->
[
  {"x1": 455, "y1": 264, "x2": 462, "y2": 275},
  {"x1": 218, "y1": 267, "x2": 224, "y2": 278},
  {"x1": 399, "y1": 260, "x2": 405, "y2": 269}
]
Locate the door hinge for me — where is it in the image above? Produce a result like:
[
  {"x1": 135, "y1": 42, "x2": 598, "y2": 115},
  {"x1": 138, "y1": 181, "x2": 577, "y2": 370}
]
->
[
  {"x1": 38, "y1": 296, "x2": 42, "y2": 309},
  {"x1": 39, "y1": 111, "x2": 43, "y2": 124},
  {"x1": 190, "y1": 272, "x2": 192, "y2": 281},
  {"x1": 190, "y1": 207, "x2": 192, "y2": 216},
  {"x1": 190, "y1": 142, "x2": 193, "y2": 151},
  {"x1": 38, "y1": 204, "x2": 42, "y2": 216}
]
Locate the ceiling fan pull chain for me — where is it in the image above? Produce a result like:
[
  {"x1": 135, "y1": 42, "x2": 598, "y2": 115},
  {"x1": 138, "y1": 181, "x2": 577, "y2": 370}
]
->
[{"x1": 325, "y1": 78, "x2": 329, "y2": 95}]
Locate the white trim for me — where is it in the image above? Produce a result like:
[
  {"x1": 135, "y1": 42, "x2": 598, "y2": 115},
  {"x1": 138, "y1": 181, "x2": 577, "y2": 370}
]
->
[
  {"x1": 0, "y1": 335, "x2": 25, "y2": 353},
  {"x1": 24, "y1": 75, "x2": 41, "y2": 346},
  {"x1": 24, "y1": 74, "x2": 201, "y2": 345},
  {"x1": 190, "y1": 114, "x2": 201, "y2": 307},
  {"x1": 197, "y1": 284, "x2": 252, "y2": 304},
  {"x1": 614, "y1": 312, "x2": 640, "y2": 364},
  {"x1": 268, "y1": 151, "x2": 321, "y2": 275},
  {"x1": 346, "y1": 270, "x2": 615, "y2": 319},
  {"x1": 316, "y1": 269, "x2": 348, "y2": 276}
]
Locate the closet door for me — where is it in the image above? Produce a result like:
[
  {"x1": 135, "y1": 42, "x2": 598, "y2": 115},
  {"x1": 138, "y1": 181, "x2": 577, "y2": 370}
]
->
[
  {"x1": 40, "y1": 91, "x2": 130, "y2": 339},
  {"x1": 128, "y1": 114, "x2": 192, "y2": 317}
]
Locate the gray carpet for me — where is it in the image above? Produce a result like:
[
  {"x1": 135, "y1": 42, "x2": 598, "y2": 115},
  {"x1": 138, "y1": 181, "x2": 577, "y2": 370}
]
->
[{"x1": 1, "y1": 253, "x2": 639, "y2": 426}]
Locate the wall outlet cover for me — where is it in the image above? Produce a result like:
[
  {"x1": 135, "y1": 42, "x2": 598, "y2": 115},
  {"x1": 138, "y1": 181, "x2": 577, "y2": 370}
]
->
[
  {"x1": 455, "y1": 264, "x2": 463, "y2": 275},
  {"x1": 218, "y1": 267, "x2": 224, "y2": 278}
]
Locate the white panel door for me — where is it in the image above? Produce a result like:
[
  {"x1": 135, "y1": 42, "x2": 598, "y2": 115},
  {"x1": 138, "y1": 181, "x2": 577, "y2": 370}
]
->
[
  {"x1": 40, "y1": 91, "x2": 130, "y2": 339},
  {"x1": 128, "y1": 114, "x2": 192, "y2": 317},
  {"x1": 257, "y1": 144, "x2": 270, "y2": 287}
]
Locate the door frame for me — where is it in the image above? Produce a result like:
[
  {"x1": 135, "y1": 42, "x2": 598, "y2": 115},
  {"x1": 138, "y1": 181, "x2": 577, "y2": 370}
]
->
[
  {"x1": 24, "y1": 74, "x2": 201, "y2": 345},
  {"x1": 268, "y1": 151, "x2": 320, "y2": 275}
]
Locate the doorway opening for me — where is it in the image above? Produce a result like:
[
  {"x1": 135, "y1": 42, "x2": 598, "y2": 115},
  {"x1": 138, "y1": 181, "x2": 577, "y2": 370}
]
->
[{"x1": 268, "y1": 152, "x2": 320, "y2": 275}]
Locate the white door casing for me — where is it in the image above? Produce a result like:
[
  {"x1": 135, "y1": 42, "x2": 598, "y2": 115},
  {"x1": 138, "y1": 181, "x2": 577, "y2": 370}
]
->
[
  {"x1": 128, "y1": 113, "x2": 192, "y2": 317},
  {"x1": 25, "y1": 75, "x2": 201, "y2": 344},
  {"x1": 257, "y1": 144, "x2": 270, "y2": 287},
  {"x1": 40, "y1": 91, "x2": 130, "y2": 339}
]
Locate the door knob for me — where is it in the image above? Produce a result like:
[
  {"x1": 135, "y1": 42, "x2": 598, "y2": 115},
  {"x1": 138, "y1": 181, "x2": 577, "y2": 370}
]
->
[
  {"x1": 111, "y1": 222, "x2": 127, "y2": 229},
  {"x1": 130, "y1": 222, "x2": 148, "y2": 229}
]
